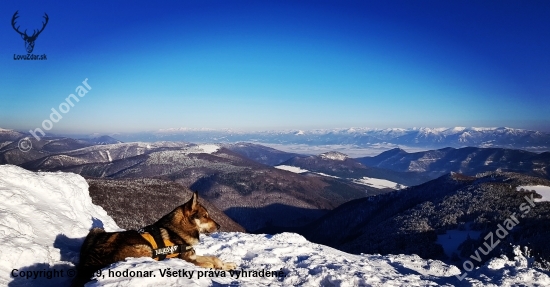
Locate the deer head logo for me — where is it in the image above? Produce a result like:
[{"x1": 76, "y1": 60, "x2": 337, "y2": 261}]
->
[{"x1": 11, "y1": 11, "x2": 49, "y2": 54}]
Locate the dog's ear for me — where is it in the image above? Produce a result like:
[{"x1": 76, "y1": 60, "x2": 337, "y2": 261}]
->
[
  {"x1": 185, "y1": 191, "x2": 199, "y2": 211},
  {"x1": 191, "y1": 192, "x2": 198, "y2": 209}
]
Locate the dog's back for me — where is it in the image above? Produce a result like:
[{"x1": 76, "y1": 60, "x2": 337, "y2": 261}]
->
[
  {"x1": 73, "y1": 227, "x2": 153, "y2": 286},
  {"x1": 72, "y1": 227, "x2": 106, "y2": 287},
  {"x1": 72, "y1": 192, "x2": 235, "y2": 286}
]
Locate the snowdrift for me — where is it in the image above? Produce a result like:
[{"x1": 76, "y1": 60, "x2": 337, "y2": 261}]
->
[
  {"x1": 0, "y1": 165, "x2": 120, "y2": 287},
  {"x1": 1, "y1": 165, "x2": 549, "y2": 286}
]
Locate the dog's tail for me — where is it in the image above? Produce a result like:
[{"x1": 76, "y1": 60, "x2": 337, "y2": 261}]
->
[{"x1": 71, "y1": 227, "x2": 106, "y2": 287}]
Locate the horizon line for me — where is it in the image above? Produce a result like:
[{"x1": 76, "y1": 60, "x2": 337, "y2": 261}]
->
[{"x1": 2, "y1": 125, "x2": 550, "y2": 136}]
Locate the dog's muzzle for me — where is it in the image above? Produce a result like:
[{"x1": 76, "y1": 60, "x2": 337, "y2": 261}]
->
[{"x1": 204, "y1": 222, "x2": 220, "y2": 235}]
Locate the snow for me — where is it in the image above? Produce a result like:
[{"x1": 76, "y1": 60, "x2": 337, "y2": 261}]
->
[
  {"x1": 274, "y1": 170, "x2": 400, "y2": 189},
  {"x1": 274, "y1": 165, "x2": 309, "y2": 173},
  {"x1": 184, "y1": 144, "x2": 220, "y2": 154},
  {"x1": 153, "y1": 126, "x2": 534, "y2": 137},
  {"x1": 517, "y1": 185, "x2": 550, "y2": 202},
  {"x1": 313, "y1": 172, "x2": 340, "y2": 179},
  {"x1": 0, "y1": 141, "x2": 12, "y2": 149},
  {"x1": 452, "y1": 127, "x2": 466, "y2": 132},
  {"x1": 86, "y1": 232, "x2": 465, "y2": 287},
  {"x1": 471, "y1": 127, "x2": 499, "y2": 132},
  {"x1": 0, "y1": 165, "x2": 120, "y2": 287},
  {"x1": 1, "y1": 165, "x2": 550, "y2": 286},
  {"x1": 320, "y1": 152, "x2": 348, "y2": 161},
  {"x1": 197, "y1": 144, "x2": 220, "y2": 154},
  {"x1": 353, "y1": 177, "x2": 406, "y2": 190}
]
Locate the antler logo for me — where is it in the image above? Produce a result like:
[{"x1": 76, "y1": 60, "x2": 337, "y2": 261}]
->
[{"x1": 11, "y1": 11, "x2": 49, "y2": 53}]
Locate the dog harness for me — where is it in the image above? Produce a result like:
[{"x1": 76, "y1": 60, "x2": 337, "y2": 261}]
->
[{"x1": 138, "y1": 225, "x2": 193, "y2": 260}]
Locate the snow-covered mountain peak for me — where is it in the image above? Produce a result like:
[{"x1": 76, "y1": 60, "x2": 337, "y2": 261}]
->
[
  {"x1": 452, "y1": 127, "x2": 467, "y2": 132},
  {"x1": 0, "y1": 127, "x2": 25, "y2": 138},
  {"x1": 42, "y1": 126, "x2": 550, "y2": 152}
]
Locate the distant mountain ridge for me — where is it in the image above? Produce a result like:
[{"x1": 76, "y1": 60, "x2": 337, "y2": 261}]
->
[
  {"x1": 105, "y1": 126, "x2": 550, "y2": 151},
  {"x1": 279, "y1": 151, "x2": 430, "y2": 187},
  {"x1": 2, "y1": 126, "x2": 549, "y2": 152},
  {"x1": 80, "y1": 135, "x2": 123, "y2": 145},
  {"x1": 357, "y1": 147, "x2": 550, "y2": 180}
]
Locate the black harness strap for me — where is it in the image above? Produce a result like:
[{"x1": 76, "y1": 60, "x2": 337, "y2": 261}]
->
[
  {"x1": 139, "y1": 225, "x2": 167, "y2": 260},
  {"x1": 138, "y1": 225, "x2": 193, "y2": 260}
]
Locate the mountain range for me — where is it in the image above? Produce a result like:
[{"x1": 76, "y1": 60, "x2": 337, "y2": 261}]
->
[
  {"x1": 357, "y1": 147, "x2": 550, "y2": 181},
  {"x1": 302, "y1": 172, "x2": 550, "y2": 270},
  {"x1": 101, "y1": 126, "x2": 550, "y2": 151},
  {"x1": 277, "y1": 151, "x2": 429, "y2": 187},
  {"x1": 224, "y1": 143, "x2": 550, "y2": 186},
  {"x1": 0, "y1": 133, "x2": 382, "y2": 233},
  {"x1": 2, "y1": 126, "x2": 550, "y2": 273}
]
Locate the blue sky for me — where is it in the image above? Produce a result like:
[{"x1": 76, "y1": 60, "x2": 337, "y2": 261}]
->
[{"x1": 1, "y1": 0, "x2": 549, "y2": 133}]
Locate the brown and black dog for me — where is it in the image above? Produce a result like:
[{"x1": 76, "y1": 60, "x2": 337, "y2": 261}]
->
[{"x1": 72, "y1": 192, "x2": 236, "y2": 286}]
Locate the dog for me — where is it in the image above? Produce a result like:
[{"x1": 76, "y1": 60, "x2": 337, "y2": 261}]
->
[{"x1": 72, "y1": 192, "x2": 236, "y2": 286}]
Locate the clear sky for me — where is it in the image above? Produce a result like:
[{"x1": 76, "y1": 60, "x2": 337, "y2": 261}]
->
[{"x1": 1, "y1": 0, "x2": 549, "y2": 134}]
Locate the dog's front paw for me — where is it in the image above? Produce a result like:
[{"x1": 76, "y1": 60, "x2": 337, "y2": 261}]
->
[{"x1": 222, "y1": 262, "x2": 237, "y2": 270}]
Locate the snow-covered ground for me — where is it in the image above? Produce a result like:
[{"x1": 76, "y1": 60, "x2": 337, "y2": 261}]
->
[
  {"x1": 313, "y1": 172, "x2": 340, "y2": 179},
  {"x1": 517, "y1": 185, "x2": 550, "y2": 202},
  {"x1": 185, "y1": 144, "x2": 220, "y2": 154},
  {"x1": 320, "y1": 152, "x2": 348, "y2": 161},
  {"x1": 274, "y1": 165, "x2": 309, "y2": 174},
  {"x1": 0, "y1": 165, "x2": 120, "y2": 287},
  {"x1": 1, "y1": 165, "x2": 550, "y2": 286},
  {"x1": 273, "y1": 165, "x2": 339, "y2": 178},
  {"x1": 353, "y1": 177, "x2": 406, "y2": 190},
  {"x1": 275, "y1": 168, "x2": 403, "y2": 190},
  {"x1": 273, "y1": 168, "x2": 402, "y2": 190}
]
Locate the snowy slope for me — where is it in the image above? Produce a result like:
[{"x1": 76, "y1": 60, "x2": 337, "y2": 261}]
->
[
  {"x1": 88, "y1": 232, "x2": 461, "y2": 287},
  {"x1": 352, "y1": 177, "x2": 406, "y2": 190},
  {"x1": 1, "y1": 165, "x2": 550, "y2": 286},
  {"x1": 185, "y1": 144, "x2": 220, "y2": 154},
  {"x1": 0, "y1": 165, "x2": 120, "y2": 287},
  {"x1": 517, "y1": 185, "x2": 550, "y2": 202},
  {"x1": 274, "y1": 165, "x2": 309, "y2": 173}
]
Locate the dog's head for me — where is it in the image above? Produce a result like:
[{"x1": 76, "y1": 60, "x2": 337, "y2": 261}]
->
[{"x1": 183, "y1": 192, "x2": 220, "y2": 234}]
